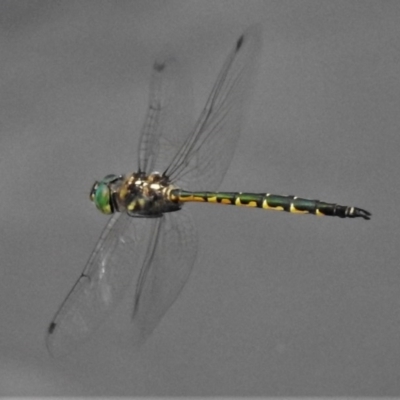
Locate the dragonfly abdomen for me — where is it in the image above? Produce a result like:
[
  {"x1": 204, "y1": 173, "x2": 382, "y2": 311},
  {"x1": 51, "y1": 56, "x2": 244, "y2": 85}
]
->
[{"x1": 169, "y1": 189, "x2": 371, "y2": 220}]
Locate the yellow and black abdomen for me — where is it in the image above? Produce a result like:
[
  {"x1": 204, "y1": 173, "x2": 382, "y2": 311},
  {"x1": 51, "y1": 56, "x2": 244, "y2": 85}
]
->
[{"x1": 169, "y1": 189, "x2": 371, "y2": 219}]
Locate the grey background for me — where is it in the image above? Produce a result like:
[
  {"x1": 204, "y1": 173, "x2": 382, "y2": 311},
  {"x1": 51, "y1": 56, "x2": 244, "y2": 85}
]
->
[{"x1": 1, "y1": 0, "x2": 399, "y2": 396}]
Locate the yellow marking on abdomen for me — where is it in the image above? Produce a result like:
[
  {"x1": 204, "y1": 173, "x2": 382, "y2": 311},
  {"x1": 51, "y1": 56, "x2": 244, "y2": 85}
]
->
[
  {"x1": 234, "y1": 198, "x2": 258, "y2": 207},
  {"x1": 290, "y1": 203, "x2": 308, "y2": 214},
  {"x1": 220, "y1": 198, "x2": 232, "y2": 205},
  {"x1": 178, "y1": 194, "x2": 206, "y2": 203},
  {"x1": 262, "y1": 198, "x2": 284, "y2": 211},
  {"x1": 193, "y1": 196, "x2": 206, "y2": 202}
]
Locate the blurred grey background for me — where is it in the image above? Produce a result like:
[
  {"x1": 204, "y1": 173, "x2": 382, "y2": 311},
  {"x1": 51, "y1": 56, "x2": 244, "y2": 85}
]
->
[{"x1": 1, "y1": 0, "x2": 399, "y2": 396}]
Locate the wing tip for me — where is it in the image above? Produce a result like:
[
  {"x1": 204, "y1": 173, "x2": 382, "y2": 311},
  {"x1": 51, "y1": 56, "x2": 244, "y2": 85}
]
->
[
  {"x1": 48, "y1": 321, "x2": 57, "y2": 335},
  {"x1": 236, "y1": 34, "x2": 244, "y2": 51},
  {"x1": 154, "y1": 61, "x2": 166, "y2": 72},
  {"x1": 234, "y1": 23, "x2": 263, "y2": 56}
]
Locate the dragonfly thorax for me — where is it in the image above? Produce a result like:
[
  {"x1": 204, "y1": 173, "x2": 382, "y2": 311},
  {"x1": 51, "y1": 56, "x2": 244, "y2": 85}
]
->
[{"x1": 90, "y1": 171, "x2": 181, "y2": 216}]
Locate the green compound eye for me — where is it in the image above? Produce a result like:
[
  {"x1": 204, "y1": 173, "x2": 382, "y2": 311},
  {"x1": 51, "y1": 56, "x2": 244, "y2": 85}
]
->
[
  {"x1": 90, "y1": 175, "x2": 119, "y2": 214},
  {"x1": 93, "y1": 181, "x2": 112, "y2": 214}
]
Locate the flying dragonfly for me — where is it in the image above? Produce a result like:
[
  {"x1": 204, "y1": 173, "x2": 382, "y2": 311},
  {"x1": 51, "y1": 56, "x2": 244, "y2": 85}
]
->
[{"x1": 46, "y1": 26, "x2": 371, "y2": 357}]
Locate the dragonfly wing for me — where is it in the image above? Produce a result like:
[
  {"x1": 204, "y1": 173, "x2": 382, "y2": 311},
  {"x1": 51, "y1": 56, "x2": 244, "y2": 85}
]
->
[
  {"x1": 138, "y1": 56, "x2": 193, "y2": 174},
  {"x1": 46, "y1": 213, "x2": 160, "y2": 357},
  {"x1": 164, "y1": 25, "x2": 263, "y2": 191},
  {"x1": 130, "y1": 207, "x2": 197, "y2": 344}
]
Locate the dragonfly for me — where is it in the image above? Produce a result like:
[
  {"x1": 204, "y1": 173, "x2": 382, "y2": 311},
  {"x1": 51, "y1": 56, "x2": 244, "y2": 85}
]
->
[{"x1": 46, "y1": 26, "x2": 371, "y2": 357}]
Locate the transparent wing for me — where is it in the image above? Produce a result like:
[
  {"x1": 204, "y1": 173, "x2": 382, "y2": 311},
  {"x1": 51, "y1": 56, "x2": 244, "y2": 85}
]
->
[
  {"x1": 163, "y1": 25, "x2": 263, "y2": 191},
  {"x1": 130, "y1": 207, "x2": 197, "y2": 344},
  {"x1": 46, "y1": 213, "x2": 161, "y2": 357},
  {"x1": 47, "y1": 209, "x2": 197, "y2": 356},
  {"x1": 138, "y1": 56, "x2": 193, "y2": 174}
]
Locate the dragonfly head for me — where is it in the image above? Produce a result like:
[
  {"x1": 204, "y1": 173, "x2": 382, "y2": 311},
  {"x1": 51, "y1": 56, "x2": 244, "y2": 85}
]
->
[{"x1": 90, "y1": 174, "x2": 122, "y2": 214}]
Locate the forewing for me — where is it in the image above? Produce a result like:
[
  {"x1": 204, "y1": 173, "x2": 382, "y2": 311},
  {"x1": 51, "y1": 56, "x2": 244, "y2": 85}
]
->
[
  {"x1": 46, "y1": 213, "x2": 160, "y2": 357},
  {"x1": 130, "y1": 208, "x2": 197, "y2": 344},
  {"x1": 138, "y1": 56, "x2": 193, "y2": 174},
  {"x1": 164, "y1": 25, "x2": 262, "y2": 191}
]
